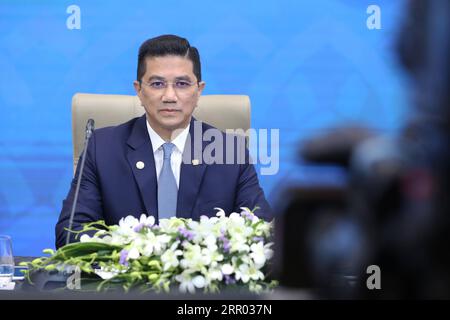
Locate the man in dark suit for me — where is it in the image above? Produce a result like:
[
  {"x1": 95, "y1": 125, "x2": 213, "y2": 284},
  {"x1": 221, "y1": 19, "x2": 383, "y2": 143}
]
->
[{"x1": 55, "y1": 35, "x2": 272, "y2": 249}]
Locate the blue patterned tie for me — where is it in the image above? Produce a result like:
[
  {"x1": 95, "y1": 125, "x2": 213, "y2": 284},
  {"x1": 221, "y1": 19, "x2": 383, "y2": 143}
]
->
[{"x1": 158, "y1": 142, "x2": 178, "y2": 219}]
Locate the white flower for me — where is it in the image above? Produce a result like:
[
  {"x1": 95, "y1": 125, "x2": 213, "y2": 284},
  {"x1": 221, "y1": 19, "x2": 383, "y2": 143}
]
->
[
  {"x1": 226, "y1": 213, "x2": 254, "y2": 241},
  {"x1": 221, "y1": 263, "x2": 234, "y2": 275},
  {"x1": 188, "y1": 217, "x2": 221, "y2": 243},
  {"x1": 248, "y1": 265, "x2": 265, "y2": 281},
  {"x1": 254, "y1": 221, "x2": 272, "y2": 237},
  {"x1": 249, "y1": 242, "x2": 273, "y2": 268},
  {"x1": 80, "y1": 234, "x2": 92, "y2": 242},
  {"x1": 115, "y1": 216, "x2": 142, "y2": 241},
  {"x1": 214, "y1": 208, "x2": 226, "y2": 218},
  {"x1": 94, "y1": 269, "x2": 116, "y2": 280},
  {"x1": 203, "y1": 234, "x2": 218, "y2": 251},
  {"x1": 201, "y1": 246, "x2": 223, "y2": 269},
  {"x1": 206, "y1": 267, "x2": 223, "y2": 282},
  {"x1": 119, "y1": 215, "x2": 139, "y2": 229},
  {"x1": 139, "y1": 214, "x2": 155, "y2": 227},
  {"x1": 98, "y1": 235, "x2": 112, "y2": 244},
  {"x1": 192, "y1": 275, "x2": 206, "y2": 289},
  {"x1": 94, "y1": 266, "x2": 128, "y2": 280},
  {"x1": 159, "y1": 218, "x2": 186, "y2": 233},
  {"x1": 175, "y1": 272, "x2": 207, "y2": 294},
  {"x1": 80, "y1": 233, "x2": 106, "y2": 243},
  {"x1": 228, "y1": 212, "x2": 245, "y2": 223},
  {"x1": 109, "y1": 233, "x2": 129, "y2": 245},
  {"x1": 235, "y1": 263, "x2": 251, "y2": 283},
  {"x1": 180, "y1": 244, "x2": 211, "y2": 271},
  {"x1": 128, "y1": 247, "x2": 140, "y2": 260},
  {"x1": 142, "y1": 231, "x2": 171, "y2": 256},
  {"x1": 161, "y1": 244, "x2": 183, "y2": 271},
  {"x1": 229, "y1": 234, "x2": 250, "y2": 253},
  {"x1": 175, "y1": 271, "x2": 196, "y2": 294},
  {"x1": 234, "y1": 263, "x2": 264, "y2": 283}
]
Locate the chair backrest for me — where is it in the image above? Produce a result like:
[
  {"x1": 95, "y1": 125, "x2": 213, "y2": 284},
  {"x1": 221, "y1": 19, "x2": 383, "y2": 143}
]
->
[{"x1": 71, "y1": 93, "x2": 251, "y2": 172}]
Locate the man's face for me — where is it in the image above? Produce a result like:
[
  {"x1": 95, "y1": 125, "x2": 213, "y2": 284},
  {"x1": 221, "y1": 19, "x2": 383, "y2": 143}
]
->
[{"x1": 134, "y1": 55, "x2": 205, "y2": 139}]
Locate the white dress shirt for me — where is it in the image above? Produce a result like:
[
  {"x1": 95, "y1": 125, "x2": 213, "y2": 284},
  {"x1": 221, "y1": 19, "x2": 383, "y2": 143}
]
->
[{"x1": 146, "y1": 120, "x2": 190, "y2": 188}]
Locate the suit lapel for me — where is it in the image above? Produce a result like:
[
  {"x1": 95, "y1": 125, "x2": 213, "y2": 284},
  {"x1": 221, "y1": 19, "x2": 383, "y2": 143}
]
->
[
  {"x1": 176, "y1": 119, "x2": 207, "y2": 219},
  {"x1": 126, "y1": 115, "x2": 158, "y2": 218}
]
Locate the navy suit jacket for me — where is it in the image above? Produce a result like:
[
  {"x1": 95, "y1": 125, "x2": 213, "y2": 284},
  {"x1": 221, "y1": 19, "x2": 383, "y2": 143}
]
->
[{"x1": 56, "y1": 115, "x2": 272, "y2": 248}]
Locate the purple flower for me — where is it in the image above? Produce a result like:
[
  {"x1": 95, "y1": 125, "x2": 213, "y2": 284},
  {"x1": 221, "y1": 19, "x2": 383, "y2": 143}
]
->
[
  {"x1": 224, "y1": 275, "x2": 236, "y2": 285},
  {"x1": 218, "y1": 231, "x2": 227, "y2": 242},
  {"x1": 253, "y1": 237, "x2": 264, "y2": 242},
  {"x1": 223, "y1": 240, "x2": 231, "y2": 253},
  {"x1": 119, "y1": 249, "x2": 129, "y2": 267},
  {"x1": 218, "y1": 233, "x2": 231, "y2": 253},
  {"x1": 241, "y1": 210, "x2": 254, "y2": 221},
  {"x1": 178, "y1": 227, "x2": 194, "y2": 241},
  {"x1": 133, "y1": 223, "x2": 144, "y2": 233}
]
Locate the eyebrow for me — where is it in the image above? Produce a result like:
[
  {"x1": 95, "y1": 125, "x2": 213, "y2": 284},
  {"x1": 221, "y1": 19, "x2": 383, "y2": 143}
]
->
[{"x1": 146, "y1": 75, "x2": 194, "y2": 82}]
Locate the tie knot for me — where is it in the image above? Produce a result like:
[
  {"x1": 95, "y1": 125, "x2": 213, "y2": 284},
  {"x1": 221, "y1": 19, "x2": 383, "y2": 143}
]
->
[{"x1": 162, "y1": 142, "x2": 175, "y2": 160}]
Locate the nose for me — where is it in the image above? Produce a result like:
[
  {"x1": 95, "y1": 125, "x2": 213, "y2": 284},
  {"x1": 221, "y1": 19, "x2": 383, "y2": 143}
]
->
[{"x1": 161, "y1": 83, "x2": 178, "y2": 102}]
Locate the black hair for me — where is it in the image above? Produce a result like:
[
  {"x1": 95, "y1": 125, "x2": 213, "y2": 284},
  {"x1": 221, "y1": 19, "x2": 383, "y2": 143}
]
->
[{"x1": 137, "y1": 34, "x2": 201, "y2": 82}]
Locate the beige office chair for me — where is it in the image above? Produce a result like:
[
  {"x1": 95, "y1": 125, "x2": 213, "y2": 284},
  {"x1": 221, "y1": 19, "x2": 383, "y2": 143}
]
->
[{"x1": 72, "y1": 93, "x2": 251, "y2": 173}]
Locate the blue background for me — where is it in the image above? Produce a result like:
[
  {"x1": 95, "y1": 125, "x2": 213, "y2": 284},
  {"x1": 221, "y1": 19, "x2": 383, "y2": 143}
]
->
[{"x1": 0, "y1": 0, "x2": 408, "y2": 256}]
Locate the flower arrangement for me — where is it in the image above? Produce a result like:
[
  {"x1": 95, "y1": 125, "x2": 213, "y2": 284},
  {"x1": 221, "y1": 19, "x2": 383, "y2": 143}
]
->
[{"x1": 23, "y1": 208, "x2": 277, "y2": 294}]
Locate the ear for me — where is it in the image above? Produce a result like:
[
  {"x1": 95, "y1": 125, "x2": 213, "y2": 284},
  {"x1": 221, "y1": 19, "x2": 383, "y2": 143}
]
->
[
  {"x1": 133, "y1": 81, "x2": 145, "y2": 107},
  {"x1": 133, "y1": 80, "x2": 141, "y2": 95},
  {"x1": 196, "y1": 81, "x2": 206, "y2": 98}
]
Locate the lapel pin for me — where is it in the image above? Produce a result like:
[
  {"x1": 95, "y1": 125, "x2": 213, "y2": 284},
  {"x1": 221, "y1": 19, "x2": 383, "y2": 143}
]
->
[
  {"x1": 136, "y1": 161, "x2": 145, "y2": 170},
  {"x1": 192, "y1": 159, "x2": 199, "y2": 166}
]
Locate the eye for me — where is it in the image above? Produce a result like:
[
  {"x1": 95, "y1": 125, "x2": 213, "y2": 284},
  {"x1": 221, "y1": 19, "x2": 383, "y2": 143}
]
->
[
  {"x1": 150, "y1": 81, "x2": 166, "y2": 88},
  {"x1": 175, "y1": 81, "x2": 192, "y2": 88}
]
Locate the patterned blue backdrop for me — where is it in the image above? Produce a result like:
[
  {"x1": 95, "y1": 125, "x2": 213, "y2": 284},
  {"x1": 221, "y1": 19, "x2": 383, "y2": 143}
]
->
[{"x1": 0, "y1": 0, "x2": 408, "y2": 256}]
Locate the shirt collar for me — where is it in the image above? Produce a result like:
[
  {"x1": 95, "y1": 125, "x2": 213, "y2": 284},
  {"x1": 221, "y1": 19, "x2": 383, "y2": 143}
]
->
[{"x1": 146, "y1": 119, "x2": 190, "y2": 154}]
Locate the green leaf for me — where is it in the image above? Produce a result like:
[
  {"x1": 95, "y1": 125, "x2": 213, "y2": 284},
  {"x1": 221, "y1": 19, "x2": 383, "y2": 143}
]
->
[
  {"x1": 148, "y1": 273, "x2": 159, "y2": 281},
  {"x1": 42, "y1": 248, "x2": 55, "y2": 255},
  {"x1": 44, "y1": 264, "x2": 56, "y2": 271},
  {"x1": 56, "y1": 242, "x2": 121, "y2": 258},
  {"x1": 147, "y1": 260, "x2": 162, "y2": 270}
]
